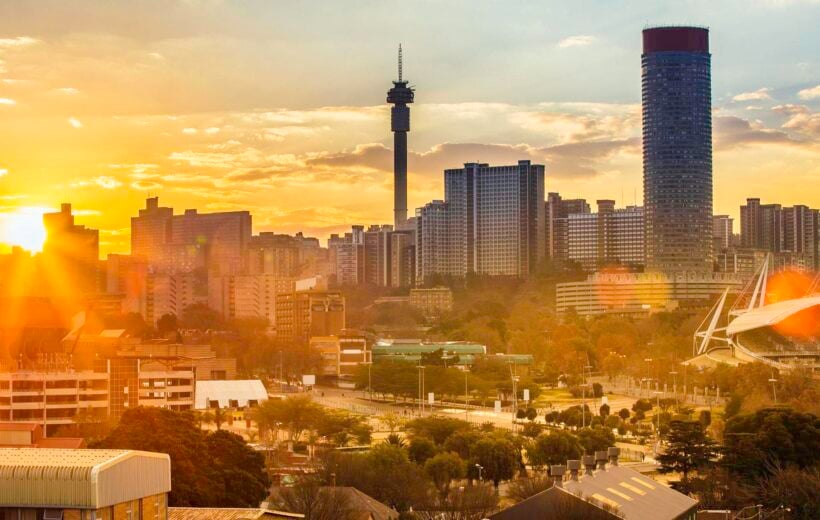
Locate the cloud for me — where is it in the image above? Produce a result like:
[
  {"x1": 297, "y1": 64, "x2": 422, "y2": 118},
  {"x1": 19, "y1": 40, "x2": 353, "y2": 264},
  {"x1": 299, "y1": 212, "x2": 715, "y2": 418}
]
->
[
  {"x1": 182, "y1": 127, "x2": 198, "y2": 134},
  {"x1": 0, "y1": 98, "x2": 16, "y2": 105},
  {"x1": 0, "y1": 36, "x2": 40, "y2": 49},
  {"x1": 797, "y1": 85, "x2": 820, "y2": 100},
  {"x1": 714, "y1": 115, "x2": 806, "y2": 149},
  {"x1": 54, "y1": 87, "x2": 79, "y2": 95},
  {"x1": 68, "y1": 117, "x2": 83, "y2": 128},
  {"x1": 0, "y1": 168, "x2": 7, "y2": 177},
  {"x1": 71, "y1": 176, "x2": 123, "y2": 189},
  {"x1": 773, "y1": 104, "x2": 820, "y2": 137},
  {"x1": 732, "y1": 88, "x2": 772, "y2": 101},
  {"x1": 558, "y1": 35, "x2": 596, "y2": 48}
]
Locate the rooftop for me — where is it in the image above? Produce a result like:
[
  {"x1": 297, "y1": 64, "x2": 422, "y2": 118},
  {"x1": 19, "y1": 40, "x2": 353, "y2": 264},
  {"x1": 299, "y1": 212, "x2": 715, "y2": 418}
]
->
[
  {"x1": 0, "y1": 448, "x2": 171, "y2": 508},
  {"x1": 169, "y1": 509, "x2": 303, "y2": 520}
]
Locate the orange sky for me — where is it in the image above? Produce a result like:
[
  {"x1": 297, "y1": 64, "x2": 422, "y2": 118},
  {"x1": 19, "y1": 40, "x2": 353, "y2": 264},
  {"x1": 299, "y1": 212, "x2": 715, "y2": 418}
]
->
[{"x1": 0, "y1": 1, "x2": 818, "y2": 257}]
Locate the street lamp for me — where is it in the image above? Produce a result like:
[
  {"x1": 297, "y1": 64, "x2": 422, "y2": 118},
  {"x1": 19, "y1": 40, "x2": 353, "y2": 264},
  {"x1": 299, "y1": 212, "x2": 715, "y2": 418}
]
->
[
  {"x1": 417, "y1": 365, "x2": 426, "y2": 414},
  {"x1": 363, "y1": 361, "x2": 373, "y2": 402},
  {"x1": 669, "y1": 371, "x2": 678, "y2": 411},
  {"x1": 511, "y1": 375, "x2": 520, "y2": 430},
  {"x1": 768, "y1": 376, "x2": 778, "y2": 404},
  {"x1": 464, "y1": 369, "x2": 469, "y2": 422},
  {"x1": 475, "y1": 463, "x2": 483, "y2": 482}
]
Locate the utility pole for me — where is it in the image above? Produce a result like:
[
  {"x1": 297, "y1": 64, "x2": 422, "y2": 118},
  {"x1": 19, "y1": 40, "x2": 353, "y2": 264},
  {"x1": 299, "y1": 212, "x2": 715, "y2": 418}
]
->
[{"x1": 465, "y1": 370, "x2": 469, "y2": 422}]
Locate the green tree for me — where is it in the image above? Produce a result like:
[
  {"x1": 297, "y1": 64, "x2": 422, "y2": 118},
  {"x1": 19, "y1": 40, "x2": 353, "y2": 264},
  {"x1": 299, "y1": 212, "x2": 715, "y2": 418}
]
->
[
  {"x1": 527, "y1": 430, "x2": 583, "y2": 470},
  {"x1": 406, "y1": 416, "x2": 472, "y2": 446},
  {"x1": 206, "y1": 430, "x2": 271, "y2": 507},
  {"x1": 722, "y1": 407, "x2": 820, "y2": 480},
  {"x1": 252, "y1": 394, "x2": 325, "y2": 442},
  {"x1": 424, "y1": 451, "x2": 466, "y2": 497},
  {"x1": 577, "y1": 427, "x2": 615, "y2": 455},
  {"x1": 599, "y1": 403, "x2": 610, "y2": 417},
  {"x1": 618, "y1": 408, "x2": 630, "y2": 420},
  {"x1": 157, "y1": 313, "x2": 178, "y2": 335},
  {"x1": 408, "y1": 437, "x2": 438, "y2": 465},
  {"x1": 657, "y1": 420, "x2": 718, "y2": 492},
  {"x1": 472, "y1": 436, "x2": 518, "y2": 488},
  {"x1": 94, "y1": 407, "x2": 268, "y2": 506}
]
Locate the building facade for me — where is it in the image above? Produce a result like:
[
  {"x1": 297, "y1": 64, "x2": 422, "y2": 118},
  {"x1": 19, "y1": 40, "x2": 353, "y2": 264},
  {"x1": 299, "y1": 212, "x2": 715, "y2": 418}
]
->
[
  {"x1": 546, "y1": 193, "x2": 591, "y2": 264},
  {"x1": 416, "y1": 160, "x2": 545, "y2": 283},
  {"x1": 42, "y1": 203, "x2": 100, "y2": 294},
  {"x1": 740, "y1": 198, "x2": 819, "y2": 271},
  {"x1": 642, "y1": 27, "x2": 713, "y2": 273},
  {"x1": 566, "y1": 201, "x2": 644, "y2": 271},
  {"x1": 274, "y1": 290, "x2": 345, "y2": 344}
]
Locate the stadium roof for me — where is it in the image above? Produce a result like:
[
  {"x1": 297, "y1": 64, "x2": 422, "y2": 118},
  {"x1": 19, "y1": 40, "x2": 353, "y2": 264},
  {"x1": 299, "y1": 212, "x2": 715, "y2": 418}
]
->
[
  {"x1": 727, "y1": 295, "x2": 820, "y2": 336},
  {"x1": 0, "y1": 448, "x2": 170, "y2": 508},
  {"x1": 195, "y1": 379, "x2": 268, "y2": 409}
]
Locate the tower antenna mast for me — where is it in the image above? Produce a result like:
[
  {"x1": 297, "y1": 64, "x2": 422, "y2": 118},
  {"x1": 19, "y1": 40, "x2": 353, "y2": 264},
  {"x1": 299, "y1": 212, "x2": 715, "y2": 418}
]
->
[{"x1": 398, "y1": 43, "x2": 403, "y2": 82}]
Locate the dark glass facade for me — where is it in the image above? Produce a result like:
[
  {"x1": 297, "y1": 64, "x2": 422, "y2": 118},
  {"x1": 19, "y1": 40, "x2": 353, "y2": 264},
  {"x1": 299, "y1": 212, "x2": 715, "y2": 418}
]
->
[{"x1": 642, "y1": 27, "x2": 713, "y2": 273}]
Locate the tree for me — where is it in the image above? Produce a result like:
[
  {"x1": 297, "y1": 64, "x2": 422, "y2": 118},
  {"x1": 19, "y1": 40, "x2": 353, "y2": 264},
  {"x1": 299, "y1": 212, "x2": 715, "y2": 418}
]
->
[
  {"x1": 157, "y1": 313, "x2": 178, "y2": 335},
  {"x1": 206, "y1": 430, "x2": 271, "y2": 507},
  {"x1": 757, "y1": 465, "x2": 820, "y2": 520},
  {"x1": 698, "y1": 410, "x2": 712, "y2": 428},
  {"x1": 472, "y1": 436, "x2": 518, "y2": 487},
  {"x1": 577, "y1": 427, "x2": 615, "y2": 455},
  {"x1": 424, "y1": 452, "x2": 466, "y2": 497},
  {"x1": 599, "y1": 403, "x2": 610, "y2": 417},
  {"x1": 94, "y1": 407, "x2": 268, "y2": 506},
  {"x1": 592, "y1": 382, "x2": 603, "y2": 398},
  {"x1": 525, "y1": 407, "x2": 538, "y2": 422},
  {"x1": 527, "y1": 430, "x2": 583, "y2": 470},
  {"x1": 632, "y1": 399, "x2": 653, "y2": 414},
  {"x1": 413, "y1": 484, "x2": 498, "y2": 520},
  {"x1": 274, "y1": 477, "x2": 357, "y2": 520},
  {"x1": 406, "y1": 416, "x2": 472, "y2": 446},
  {"x1": 657, "y1": 420, "x2": 718, "y2": 492},
  {"x1": 507, "y1": 476, "x2": 553, "y2": 502},
  {"x1": 180, "y1": 303, "x2": 224, "y2": 330},
  {"x1": 252, "y1": 395, "x2": 325, "y2": 443},
  {"x1": 409, "y1": 437, "x2": 438, "y2": 465},
  {"x1": 722, "y1": 407, "x2": 820, "y2": 480},
  {"x1": 618, "y1": 408, "x2": 630, "y2": 420},
  {"x1": 604, "y1": 415, "x2": 620, "y2": 429},
  {"x1": 520, "y1": 422, "x2": 542, "y2": 439}
]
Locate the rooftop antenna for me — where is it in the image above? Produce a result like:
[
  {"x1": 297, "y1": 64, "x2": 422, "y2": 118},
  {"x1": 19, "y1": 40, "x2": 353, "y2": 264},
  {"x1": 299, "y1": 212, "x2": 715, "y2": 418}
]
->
[{"x1": 398, "y1": 43, "x2": 403, "y2": 82}]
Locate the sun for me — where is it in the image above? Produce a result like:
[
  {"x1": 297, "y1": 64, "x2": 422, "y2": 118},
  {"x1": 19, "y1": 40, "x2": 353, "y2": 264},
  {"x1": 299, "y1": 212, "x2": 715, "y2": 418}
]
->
[{"x1": 0, "y1": 207, "x2": 48, "y2": 253}]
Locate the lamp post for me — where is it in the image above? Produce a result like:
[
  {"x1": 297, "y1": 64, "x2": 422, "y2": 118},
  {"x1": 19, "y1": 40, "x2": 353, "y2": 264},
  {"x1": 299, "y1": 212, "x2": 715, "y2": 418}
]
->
[
  {"x1": 768, "y1": 376, "x2": 778, "y2": 404},
  {"x1": 669, "y1": 370, "x2": 678, "y2": 411},
  {"x1": 417, "y1": 365, "x2": 426, "y2": 415},
  {"x1": 511, "y1": 375, "x2": 520, "y2": 430},
  {"x1": 475, "y1": 463, "x2": 483, "y2": 483},
  {"x1": 363, "y1": 361, "x2": 373, "y2": 402},
  {"x1": 464, "y1": 369, "x2": 469, "y2": 422}
]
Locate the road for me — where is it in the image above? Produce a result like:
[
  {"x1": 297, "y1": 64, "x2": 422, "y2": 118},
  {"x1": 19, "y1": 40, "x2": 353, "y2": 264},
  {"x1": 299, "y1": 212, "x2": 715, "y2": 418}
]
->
[{"x1": 310, "y1": 385, "x2": 642, "y2": 432}]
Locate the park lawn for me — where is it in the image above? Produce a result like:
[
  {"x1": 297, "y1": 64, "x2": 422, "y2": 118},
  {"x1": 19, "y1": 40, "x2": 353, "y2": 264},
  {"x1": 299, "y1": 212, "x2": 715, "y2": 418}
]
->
[{"x1": 532, "y1": 387, "x2": 575, "y2": 406}]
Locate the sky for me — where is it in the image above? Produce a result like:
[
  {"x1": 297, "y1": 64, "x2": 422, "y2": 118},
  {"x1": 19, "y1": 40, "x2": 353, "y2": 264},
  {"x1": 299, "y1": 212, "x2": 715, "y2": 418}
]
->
[{"x1": 0, "y1": 0, "x2": 818, "y2": 257}]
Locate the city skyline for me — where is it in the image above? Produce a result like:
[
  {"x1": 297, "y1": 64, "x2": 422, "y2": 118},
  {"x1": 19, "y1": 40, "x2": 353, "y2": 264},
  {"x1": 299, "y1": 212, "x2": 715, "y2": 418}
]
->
[{"x1": 0, "y1": 1, "x2": 819, "y2": 257}]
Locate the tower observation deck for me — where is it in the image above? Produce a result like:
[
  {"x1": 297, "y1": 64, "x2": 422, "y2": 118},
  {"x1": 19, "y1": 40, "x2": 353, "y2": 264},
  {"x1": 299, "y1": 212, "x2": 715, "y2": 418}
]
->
[{"x1": 387, "y1": 44, "x2": 414, "y2": 228}]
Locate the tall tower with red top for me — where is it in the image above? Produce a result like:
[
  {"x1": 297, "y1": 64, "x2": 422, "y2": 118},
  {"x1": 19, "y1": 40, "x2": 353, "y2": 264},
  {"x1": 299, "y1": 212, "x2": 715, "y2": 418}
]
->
[{"x1": 387, "y1": 44, "x2": 414, "y2": 229}]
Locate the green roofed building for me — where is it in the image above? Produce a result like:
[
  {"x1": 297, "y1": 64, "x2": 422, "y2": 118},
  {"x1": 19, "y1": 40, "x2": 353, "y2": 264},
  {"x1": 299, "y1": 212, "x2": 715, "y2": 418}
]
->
[{"x1": 371, "y1": 339, "x2": 533, "y2": 369}]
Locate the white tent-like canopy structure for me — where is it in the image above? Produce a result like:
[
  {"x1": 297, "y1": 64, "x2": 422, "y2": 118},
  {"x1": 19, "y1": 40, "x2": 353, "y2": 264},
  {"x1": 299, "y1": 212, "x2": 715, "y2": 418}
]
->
[
  {"x1": 195, "y1": 379, "x2": 269, "y2": 409},
  {"x1": 727, "y1": 295, "x2": 820, "y2": 336}
]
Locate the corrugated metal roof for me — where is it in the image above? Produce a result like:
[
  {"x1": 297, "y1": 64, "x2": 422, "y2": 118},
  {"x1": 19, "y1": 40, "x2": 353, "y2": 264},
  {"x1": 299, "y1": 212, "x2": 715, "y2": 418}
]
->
[
  {"x1": 0, "y1": 448, "x2": 171, "y2": 508},
  {"x1": 195, "y1": 379, "x2": 269, "y2": 409},
  {"x1": 169, "y1": 508, "x2": 304, "y2": 520},
  {"x1": 563, "y1": 466, "x2": 698, "y2": 520}
]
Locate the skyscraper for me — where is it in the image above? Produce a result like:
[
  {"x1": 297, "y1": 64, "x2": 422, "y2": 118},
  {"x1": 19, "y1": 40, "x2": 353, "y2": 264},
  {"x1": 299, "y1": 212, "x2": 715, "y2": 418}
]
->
[
  {"x1": 415, "y1": 160, "x2": 545, "y2": 283},
  {"x1": 387, "y1": 44, "x2": 414, "y2": 229},
  {"x1": 642, "y1": 26, "x2": 713, "y2": 273}
]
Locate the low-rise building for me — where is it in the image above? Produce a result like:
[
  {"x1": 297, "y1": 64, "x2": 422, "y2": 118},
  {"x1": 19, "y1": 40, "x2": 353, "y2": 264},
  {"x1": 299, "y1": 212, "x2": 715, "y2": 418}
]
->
[
  {"x1": 556, "y1": 272, "x2": 744, "y2": 317},
  {"x1": 0, "y1": 422, "x2": 85, "y2": 448},
  {"x1": 310, "y1": 333, "x2": 370, "y2": 387},
  {"x1": 409, "y1": 287, "x2": 453, "y2": 319},
  {"x1": 0, "y1": 448, "x2": 171, "y2": 520}
]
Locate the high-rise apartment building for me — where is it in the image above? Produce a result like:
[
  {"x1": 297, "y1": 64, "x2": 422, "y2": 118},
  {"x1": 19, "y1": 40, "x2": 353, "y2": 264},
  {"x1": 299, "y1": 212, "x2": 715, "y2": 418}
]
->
[
  {"x1": 740, "y1": 198, "x2": 819, "y2": 270},
  {"x1": 247, "y1": 232, "x2": 300, "y2": 277},
  {"x1": 712, "y1": 215, "x2": 734, "y2": 253},
  {"x1": 208, "y1": 274, "x2": 295, "y2": 326},
  {"x1": 274, "y1": 290, "x2": 345, "y2": 344},
  {"x1": 642, "y1": 27, "x2": 713, "y2": 273},
  {"x1": 131, "y1": 197, "x2": 251, "y2": 276},
  {"x1": 566, "y1": 201, "x2": 644, "y2": 271},
  {"x1": 42, "y1": 203, "x2": 100, "y2": 294},
  {"x1": 546, "y1": 192, "x2": 591, "y2": 263},
  {"x1": 416, "y1": 160, "x2": 545, "y2": 283}
]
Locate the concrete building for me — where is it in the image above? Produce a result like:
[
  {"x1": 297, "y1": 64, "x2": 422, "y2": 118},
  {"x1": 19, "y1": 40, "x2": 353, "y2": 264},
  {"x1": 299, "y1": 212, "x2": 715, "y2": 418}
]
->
[
  {"x1": 209, "y1": 274, "x2": 296, "y2": 326},
  {"x1": 642, "y1": 27, "x2": 713, "y2": 274},
  {"x1": 740, "y1": 198, "x2": 819, "y2": 271},
  {"x1": 247, "y1": 233, "x2": 300, "y2": 277},
  {"x1": 546, "y1": 193, "x2": 591, "y2": 264},
  {"x1": 0, "y1": 422, "x2": 85, "y2": 448},
  {"x1": 274, "y1": 290, "x2": 345, "y2": 344},
  {"x1": 408, "y1": 287, "x2": 453, "y2": 319},
  {"x1": 310, "y1": 333, "x2": 370, "y2": 387},
  {"x1": 131, "y1": 196, "x2": 251, "y2": 276},
  {"x1": 712, "y1": 215, "x2": 734, "y2": 253},
  {"x1": 556, "y1": 272, "x2": 743, "y2": 317},
  {"x1": 0, "y1": 448, "x2": 171, "y2": 520},
  {"x1": 42, "y1": 203, "x2": 100, "y2": 294},
  {"x1": 142, "y1": 272, "x2": 206, "y2": 326},
  {"x1": 416, "y1": 160, "x2": 545, "y2": 283},
  {"x1": 567, "y1": 201, "x2": 644, "y2": 271}
]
